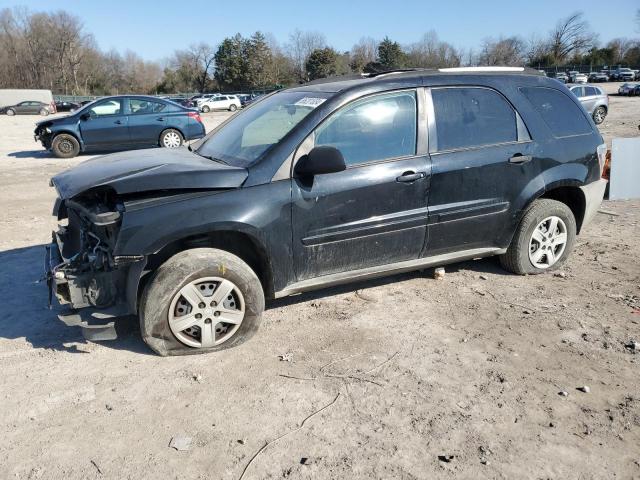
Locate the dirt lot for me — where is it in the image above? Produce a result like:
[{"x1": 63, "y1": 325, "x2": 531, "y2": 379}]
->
[{"x1": 1, "y1": 83, "x2": 639, "y2": 479}]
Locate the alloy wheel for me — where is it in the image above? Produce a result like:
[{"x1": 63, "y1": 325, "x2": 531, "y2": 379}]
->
[
  {"x1": 528, "y1": 216, "x2": 568, "y2": 269},
  {"x1": 593, "y1": 107, "x2": 605, "y2": 124},
  {"x1": 168, "y1": 277, "x2": 245, "y2": 348}
]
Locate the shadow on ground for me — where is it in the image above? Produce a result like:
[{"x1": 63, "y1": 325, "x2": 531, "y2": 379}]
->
[
  {"x1": 7, "y1": 150, "x2": 52, "y2": 159},
  {"x1": 1, "y1": 242, "x2": 510, "y2": 355}
]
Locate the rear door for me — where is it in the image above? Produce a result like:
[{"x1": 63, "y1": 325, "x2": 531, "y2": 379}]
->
[
  {"x1": 424, "y1": 86, "x2": 540, "y2": 256},
  {"x1": 291, "y1": 89, "x2": 430, "y2": 280},
  {"x1": 580, "y1": 86, "x2": 598, "y2": 114},
  {"x1": 79, "y1": 98, "x2": 129, "y2": 148},
  {"x1": 127, "y1": 98, "x2": 170, "y2": 145}
]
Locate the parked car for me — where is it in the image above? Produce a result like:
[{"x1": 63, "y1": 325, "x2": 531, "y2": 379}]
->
[
  {"x1": 610, "y1": 68, "x2": 635, "y2": 81},
  {"x1": 34, "y1": 95, "x2": 206, "y2": 158},
  {"x1": 617, "y1": 83, "x2": 639, "y2": 95},
  {"x1": 1, "y1": 100, "x2": 53, "y2": 116},
  {"x1": 168, "y1": 97, "x2": 196, "y2": 108},
  {"x1": 45, "y1": 67, "x2": 608, "y2": 356},
  {"x1": 55, "y1": 101, "x2": 81, "y2": 112},
  {"x1": 633, "y1": 84, "x2": 640, "y2": 96},
  {"x1": 0, "y1": 89, "x2": 55, "y2": 114},
  {"x1": 554, "y1": 73, "x2": 569, "y2": 83},
  {"x1": 574, "y1": 73, "x2": 588, "y2": 84},
  {"x1": 633, "y1": 70, "x2": 640, "y2": 80},
  {"x1": 567, "y1": 71, "x2": 580, "y2": 82},
  {"x1": 199, "y1": 95, "x2": 241, "y2": 112},
  {"x1": 193, "y1": 93, "x2": 221, "y2": 106},
  {"x1": 588, "y1": 72, "x2": 608, "y2": 82},
  {"x1": 236, "y1": 94, "x2": 253, "y2": 107},
  {"x1": 567, "y1": 84, "x2": 609, "y2": 124}
]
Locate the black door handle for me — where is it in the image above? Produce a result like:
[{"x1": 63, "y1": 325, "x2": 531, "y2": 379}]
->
[
  {"x1": 156, "y1": 117, "x2": 165, "y2": 121},
  {"x1": 509, "y1": 154, "x2": 532, "y2": 164},
  {"x1": 396, "y1": 171, "x2": 426, "y2": 182},
  {"x1": 114, "y1": 120, "x2": 123, "y2": 125}
]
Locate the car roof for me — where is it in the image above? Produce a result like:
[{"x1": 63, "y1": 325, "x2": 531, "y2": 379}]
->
[{"x1": 287, "y1": 67, "x2": 546, "y2": 94}]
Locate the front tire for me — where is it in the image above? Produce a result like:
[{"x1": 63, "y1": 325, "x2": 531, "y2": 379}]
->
[
  {"x1": 160, "y1": 128, "x2": 183, "y2": 148},
  {"x1": 139, "y1": 248, "x2": 265, "y2": 356},
  {"x1": 592, "y1": 106, "x2": 607, "y2": 124},
  {"x1": 51, "y1": 133, "x2": 80, "y2": 158},
  {"x1": 6, "y1": 108, "x2": 15, "y2": 116},
  {"x1": 499, "y1": 199, "x2": 576, "y2": 275},
  {"x1": 201, "y1": 105, "x2": 210, "y2": 113}
]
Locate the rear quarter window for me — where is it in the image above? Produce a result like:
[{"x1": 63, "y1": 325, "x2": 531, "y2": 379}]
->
[{"x1": 519, "y1": 87, "x2": 592, "y2": 138}]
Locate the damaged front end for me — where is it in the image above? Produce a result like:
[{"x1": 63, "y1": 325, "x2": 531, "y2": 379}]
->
[
  {"x1": 45, "y1": 187, "x2": 141, "y2": 313},
  {"x1": 34, "y1": 122, "x2": 54, "y2": 149}
]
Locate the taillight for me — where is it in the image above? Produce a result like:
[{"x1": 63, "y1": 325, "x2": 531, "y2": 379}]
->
[
  {"x1": 51, "y1": 101, "x2": 57, "y2": 113},
  {"x1": 596, "y1": 143, "x2": 608, "y2": 179},
  {"x1": 187, "y1": 111, "x2": 202, "y2": 123}
]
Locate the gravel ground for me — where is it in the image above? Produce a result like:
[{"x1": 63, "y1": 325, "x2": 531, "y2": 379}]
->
[{"x1": 0, "y1": 83, "x2": 638, "y2": 479}]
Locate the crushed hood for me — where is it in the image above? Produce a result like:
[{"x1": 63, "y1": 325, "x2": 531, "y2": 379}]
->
[{"x1": 51, "y1": 147, "x2": 248, "y2": 199}]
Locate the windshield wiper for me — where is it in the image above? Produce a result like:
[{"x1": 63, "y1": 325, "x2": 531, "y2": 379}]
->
[{"x1": 195, "y1": 151, "x2": 229, "y2": 165}]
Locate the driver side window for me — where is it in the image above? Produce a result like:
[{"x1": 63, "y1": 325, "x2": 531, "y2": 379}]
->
[
  {"x1": 88, "y1": 99, "x2": 122, "y2": 117},
  {"x1": 314, "y1": 90, "x2": 417, "y2": 167}
]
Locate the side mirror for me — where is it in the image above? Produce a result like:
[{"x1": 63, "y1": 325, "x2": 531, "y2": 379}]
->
[
  {"x1": 294, "y1": 146, "x2": 346, "y2": 177},
  {"x1": 80, "y1": 112, "x2": 90, "y2": 121}
]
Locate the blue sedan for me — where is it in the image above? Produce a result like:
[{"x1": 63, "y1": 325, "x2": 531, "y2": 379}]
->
[{"x1": 34, "y1": 95, "x2": 206, "y2": 158}]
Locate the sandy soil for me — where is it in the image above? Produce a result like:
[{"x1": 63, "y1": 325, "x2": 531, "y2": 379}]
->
[{"x1": 0, "y1": 85, "x2": 639, "y2": 479}]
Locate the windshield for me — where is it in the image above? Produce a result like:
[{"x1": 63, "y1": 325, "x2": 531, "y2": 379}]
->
[{"x1": 195, "y1": 91, "x2": 331, "y2": 167}]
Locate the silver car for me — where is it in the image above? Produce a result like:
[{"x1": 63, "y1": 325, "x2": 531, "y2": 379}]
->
[{"x1": 567, "y1": 84, "x2": 609, "y2": 125}]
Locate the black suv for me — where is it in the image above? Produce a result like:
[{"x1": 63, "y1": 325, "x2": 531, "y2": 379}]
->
[{"x1": 46, "y1": 67, "x2": 608, "y2": 356}]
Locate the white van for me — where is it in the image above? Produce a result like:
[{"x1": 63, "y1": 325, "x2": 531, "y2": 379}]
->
[{"x1": 0, "y1": 89, "x2": 56, "y2": 113}]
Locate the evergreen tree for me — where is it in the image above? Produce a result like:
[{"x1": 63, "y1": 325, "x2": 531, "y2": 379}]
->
[
  {"x1": 378, "y1": 37, "x2": 406, "y2": 69},
  {"x1": 305, "y1": 47, "x2": 338, "y2": 80}
]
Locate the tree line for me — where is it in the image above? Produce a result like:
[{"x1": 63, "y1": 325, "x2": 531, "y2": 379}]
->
[{"x1": 1, "y1": 7, "x2": 639, "y2": 96}]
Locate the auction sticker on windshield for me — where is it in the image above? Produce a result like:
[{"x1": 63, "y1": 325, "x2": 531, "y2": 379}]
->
[{"x1": 294, "y1": 97, "x2": 326, "y2": 108}]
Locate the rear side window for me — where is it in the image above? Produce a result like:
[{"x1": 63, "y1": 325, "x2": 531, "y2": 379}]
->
[
  {"x1": 519, "y1": 87, "x2": 592, "y2": 137},
  {"x1": 431, "y1": 87, "x2": 517, "y2": 151},
  {"x1": 584, "y1": 86, "x2": 597, "y2": 96}
]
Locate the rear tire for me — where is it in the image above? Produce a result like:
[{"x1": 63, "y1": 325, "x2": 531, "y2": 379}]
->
[
  {"x1": 39, "y1": 108, "x2": 49, "y2": 116},
  {"x1": 592, "y1": 106, "x2": 607, "y2": 124},
  {"x1": 499, "y1": 199, "x2": 576, "y2": 275},
  {"x1": 229, "y1": 104, "x2": 237, "y2": 112},
  {"x1": 139, "y1": 248, "x2": 265, "y2": 356},
  {"x1": 51, "y1": 133, "x2": 80, "y2": 158},
  {"x1": 160, "y1": 128, "x2": 183, "y2": 148}
]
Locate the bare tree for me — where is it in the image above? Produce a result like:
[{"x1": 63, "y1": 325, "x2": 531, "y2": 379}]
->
[
  {"x1": 349, "y1": 37, "x2": 377, "y2": 72},
  {"x1": 405, "y1": 31, "x2": 461, "y2": 68},
  {"x1": 549, "y1": 12, "x2": 595, "y2": 62},
  {"x1": 478, "y1": 36, "x2": 526, "y2": 66},
  {"x1": 286, "y1": 29, "x2": 326, "y2": 82}
]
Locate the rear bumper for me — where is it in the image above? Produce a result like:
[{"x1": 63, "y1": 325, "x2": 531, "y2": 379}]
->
[{"x1": 580, "y1": 179, "x2": 608, "y2": 229}]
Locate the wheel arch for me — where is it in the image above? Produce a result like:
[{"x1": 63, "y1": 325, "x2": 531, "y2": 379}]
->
[
  {"x1": 51, "y1": 129, "x2": 84, "y2": 151},
  {"x1": 134, "y1": 229, "x2": 274, "y2": 313},
  {"x1": 525, "y1": 181, "x2": 587, "y2": 234}
]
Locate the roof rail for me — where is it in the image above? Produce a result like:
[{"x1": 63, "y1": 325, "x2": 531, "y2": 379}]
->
[{"x1": 439, "y1": 67, "x2": 525, "y2": 73}]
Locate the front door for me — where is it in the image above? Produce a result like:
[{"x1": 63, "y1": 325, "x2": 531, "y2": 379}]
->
[
  {"x1": 291, "y1": 90, "x2": 430, "y2": 280},
  {"x1": 79, "y1": 98, "x2": 129, "y2": 148},
  {"x1": 425, "y1": 86, "x2": 542, "y2": 256}
]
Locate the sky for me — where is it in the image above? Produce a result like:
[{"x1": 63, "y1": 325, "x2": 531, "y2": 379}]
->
[{"x1": 2, "y1": 0, "x2": 638, "y2": 61}]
